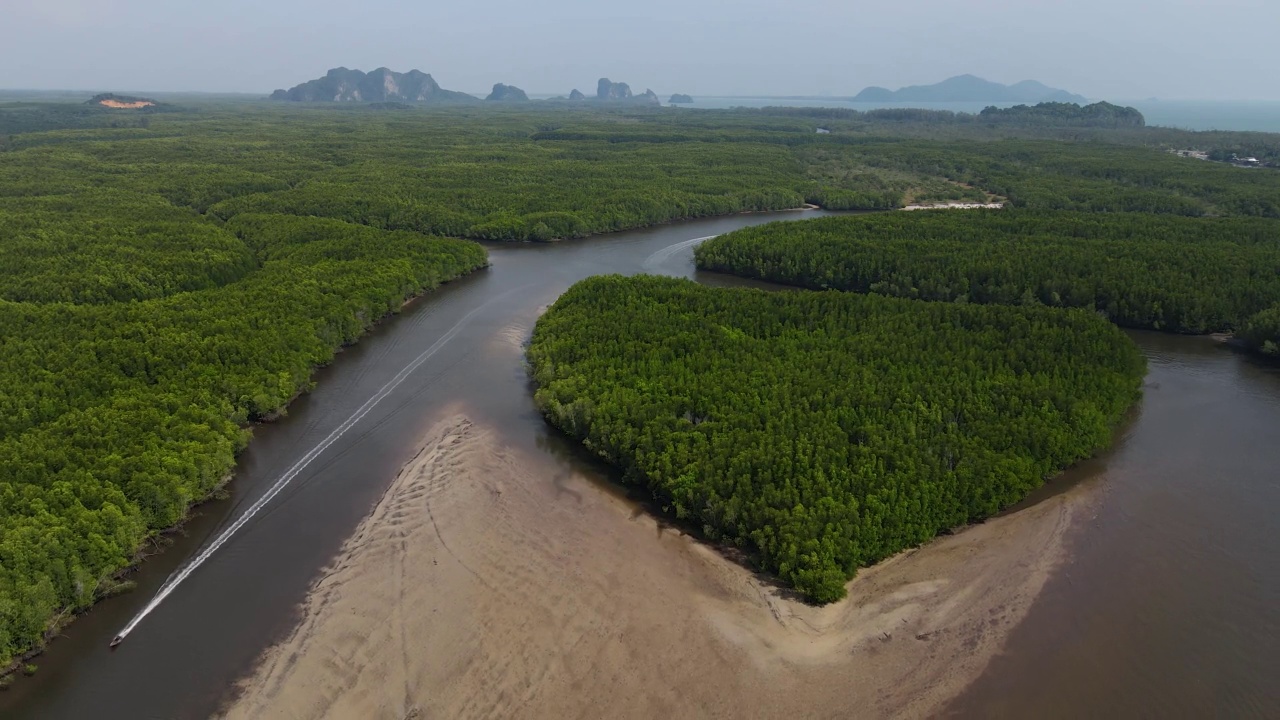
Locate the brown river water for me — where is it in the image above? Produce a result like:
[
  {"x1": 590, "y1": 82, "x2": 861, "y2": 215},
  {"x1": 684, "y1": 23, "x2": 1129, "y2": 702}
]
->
[{"x1": 1, "y1": 210, "x2": 1277, "y2": 718}]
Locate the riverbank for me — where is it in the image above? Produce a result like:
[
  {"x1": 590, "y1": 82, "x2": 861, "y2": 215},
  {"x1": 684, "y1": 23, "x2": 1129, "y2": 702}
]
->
[
  {"x1": 0, "y1": 260, "x2": 489, "y2": 683},
  {"x1": 218, "y1": 409, "x2": 1094, "y2": 720},
  {"x1": 11, "y1": 215, "x2": 1275, "y2": 718},
  {"x1": 902, "y1": 201, "x2": 1005, "y2": 210}
]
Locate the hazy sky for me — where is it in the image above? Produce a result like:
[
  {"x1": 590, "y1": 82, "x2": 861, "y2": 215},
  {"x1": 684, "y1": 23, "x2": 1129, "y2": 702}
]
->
[{"x1": 5, "y1": 0, "x2": 1279, "y2": 100}]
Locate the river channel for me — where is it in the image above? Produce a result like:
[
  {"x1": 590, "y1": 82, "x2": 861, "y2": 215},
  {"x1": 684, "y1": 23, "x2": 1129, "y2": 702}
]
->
[{"x1": 2, "y1": 210, "x2": 1276, "y2": 718}]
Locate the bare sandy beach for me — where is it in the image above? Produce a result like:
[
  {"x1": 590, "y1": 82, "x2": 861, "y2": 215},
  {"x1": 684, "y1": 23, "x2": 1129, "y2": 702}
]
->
[
  {"x1": 901, "y1": 202, "x2": 1005, "y2": 211},
  {"x1": 218, "y1": 405, "x2": 1090, "y2": 720}
]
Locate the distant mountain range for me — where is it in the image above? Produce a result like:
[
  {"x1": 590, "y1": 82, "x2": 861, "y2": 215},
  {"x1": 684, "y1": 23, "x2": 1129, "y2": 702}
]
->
[
  {"x1": 270, "y1": 67, "x2": 478, "y2": 103},
  {"x1": 852, "y1": 75, "x2": 1088, "y2": 104},
  {"x1": 273, "y1": 69, "x2": 1086, "y2": 107},
  {"x1": 271, "y1": 69, "x2": 666, "y2": 105}
]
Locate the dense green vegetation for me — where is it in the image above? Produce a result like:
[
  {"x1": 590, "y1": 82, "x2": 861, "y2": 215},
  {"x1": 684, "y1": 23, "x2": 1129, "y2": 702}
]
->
[
  {"x1": 205, "y1": 140, "x2": 819, "y2": 239},
  {"x1": 977, "y1": 101, "x2": 1145, "y2": 128},
  {"x1": 0, "y1": 103, "x2": 880, "y2": 668},
  {"x1": 752, "y1": 101, "x2": 1144, "y2": 128},
  {"x1": 521, "y1": 112, "x2": 1278, "y2": 216},
  {"x1": 834, "y1": 140, "x2": 1280, "y2": 217},
  {"x1": 529, "y1": 275, "x2": 1145, "y2": 602},
  {"x1": 1243, "y1": 305, "x2": 1280, "y2": 355},
  {"x1": 1206, "y1": 141, "x2": 1280, "y2": 167},
  {"x1": 0, "y1": 201, "x2": 485, "y2": 665},
  {"x1": 0, "y1": 103, "x2": 161, "y2": 146},
  {"x1": 2, "y1": 99, "x2": 1276, "y2": 667},
  {"x1": 0, "y1": 190, "x2": 256, "y2": 304},
  {"x1": 696, "y1": 211, "x2": 1280, "y2": 335}
]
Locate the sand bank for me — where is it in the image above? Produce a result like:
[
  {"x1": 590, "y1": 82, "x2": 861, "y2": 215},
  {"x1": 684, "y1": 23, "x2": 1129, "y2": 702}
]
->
[
  {"x1": 901, "y1": 202, "x2": 1005, "y2": 211},
  {"x1": 96, "y1": 99, "x2": 155, "y2": 109},
  {"x1": 219, "y1": 411, "x2": 1090, "y2": 720}
]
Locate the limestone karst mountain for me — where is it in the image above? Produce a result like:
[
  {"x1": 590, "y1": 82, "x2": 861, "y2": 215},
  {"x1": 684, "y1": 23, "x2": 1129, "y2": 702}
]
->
[{"x1": 270, "y1": 68, "x2": 477, "y2": 103}]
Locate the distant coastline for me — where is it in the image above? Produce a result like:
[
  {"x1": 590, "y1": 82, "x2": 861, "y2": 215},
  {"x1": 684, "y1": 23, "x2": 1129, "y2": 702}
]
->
[
  {"x1": 851, "y1": 75, "x2": 1088, "y2": 104},
  {"x1": 4, "y1": 89, "x2": 1278, "y2": 134},
  {"x1": 651, "y1": 97, "x2": 1280, "y2": 133}
]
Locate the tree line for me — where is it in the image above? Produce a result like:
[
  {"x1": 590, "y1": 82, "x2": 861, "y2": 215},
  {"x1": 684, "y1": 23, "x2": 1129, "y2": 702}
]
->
[
  {"x1": 976, "y1": 101, "x2": 1145, "y2": 128},
  {"x1": 732, "y1": 101, "x2": 1145, "y2": 129},
  {"x1": 696, "y1": 211, "x2": 1280, "y2": 345},
  {"x1": 813, "y1": 139, "x2": 1280, "y2": 217},
  {"x1": 0, "y1": 209, "x2": 485, "y2": 667},
  {"x1": 1243, "y1": 305, "x2": 1280, "y2": 355}
]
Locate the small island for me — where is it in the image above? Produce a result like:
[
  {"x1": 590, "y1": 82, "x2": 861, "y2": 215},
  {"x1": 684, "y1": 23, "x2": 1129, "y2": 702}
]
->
[
  {"x1": 597, "y1": 78, "x2": 632, "y2": 100},
  {"x1": 485, "y1": 83, "x2": 529, "y2": 102},
  {"x1": 669, "y1": 93, "x2": 694, "y2": 104},
  {"x1": 853, "y1": 75, "x2": 1087, "y2": 104},
  {"x1": 594, "y1": 79, "x2": 661, "y2": 105},
  {"x1": 551, "y1": 80, "x2": 661, "y2": 105}
]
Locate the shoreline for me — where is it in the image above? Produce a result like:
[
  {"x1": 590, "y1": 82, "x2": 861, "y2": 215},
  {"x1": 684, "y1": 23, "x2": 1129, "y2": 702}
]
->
[
  {"x1": 1, "y1": 206, "x2": 847, "y2": 687},
  {"x1": 489, "y1": 205, "x2": 830, "y2": 244},
  {"x1": 0, "y1": 265, "x2": 488, "y2": 681},
  {"x1": 0, "y1": 207, "x2": 835, "y2": 684},
  {"x1": 0, "y1": 465, "x2": 234, "y2": 682},
  {"x1": 901, "y1": 201, "x2": 1005, "y2": 211},
  {"x1": 218, "y1": 411, "x2": 1095, "y2": 719}
]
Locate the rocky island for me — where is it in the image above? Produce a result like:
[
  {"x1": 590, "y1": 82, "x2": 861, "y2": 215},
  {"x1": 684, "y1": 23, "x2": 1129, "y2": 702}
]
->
[
  {"x1": 555, "y1": 80, "x2": 660, "y2": 105},
  {"x1": 485, "y1": 83, "x2": 529, "y2": 102},
  {"x1": 269, "y1": 67, "x2": 477, "y2": 103},
  {"x1": 594, "y1": 78, "x2": 661, "y2": 105}
]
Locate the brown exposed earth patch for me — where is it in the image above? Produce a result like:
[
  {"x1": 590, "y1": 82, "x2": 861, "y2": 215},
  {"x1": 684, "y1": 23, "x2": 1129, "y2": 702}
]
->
[
  {"x1": 217, "y1": 406, "x2": 1092, "y2": 720},
  {"x1": 97, "y1": 99, "x2": 155, "y2": 109}
]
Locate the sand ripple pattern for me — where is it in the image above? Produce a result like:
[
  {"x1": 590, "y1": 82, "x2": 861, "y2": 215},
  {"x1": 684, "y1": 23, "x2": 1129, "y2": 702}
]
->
[{"x1": 220, "y1": 411, "x2": 1089, "y2": 720}]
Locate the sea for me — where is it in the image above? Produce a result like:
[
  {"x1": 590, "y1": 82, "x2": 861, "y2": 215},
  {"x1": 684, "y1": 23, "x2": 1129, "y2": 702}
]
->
[{"x1": 681, "y1": 97, "x2": 1280, "y2": 134}]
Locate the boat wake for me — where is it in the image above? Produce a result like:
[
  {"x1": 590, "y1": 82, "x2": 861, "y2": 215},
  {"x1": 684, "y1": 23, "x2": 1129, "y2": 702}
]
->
[
  {"x1": 111, "y1": 286, "x2": 525, "y2": 646},
  {"x1": 641, "y1": 234, "x2": 717, "y2": 273}
]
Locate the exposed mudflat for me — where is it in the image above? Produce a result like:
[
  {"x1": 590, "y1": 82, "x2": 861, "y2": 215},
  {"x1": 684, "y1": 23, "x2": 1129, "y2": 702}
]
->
[
  {"x1": 96, "y1": 99, "x2": 155, "y2": 109},
  {"x1": 901, "y1": 202, "x2": 1004, "y2": 210},
  {"x1": 220, "y1": 410, "x2": 1090, "y2": 720}
]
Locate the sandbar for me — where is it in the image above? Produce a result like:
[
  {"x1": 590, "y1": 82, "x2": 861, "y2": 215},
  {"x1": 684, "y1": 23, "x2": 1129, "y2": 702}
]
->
[{"x1": 218, "y1": 410, "x2": 1089, "y2": 719}]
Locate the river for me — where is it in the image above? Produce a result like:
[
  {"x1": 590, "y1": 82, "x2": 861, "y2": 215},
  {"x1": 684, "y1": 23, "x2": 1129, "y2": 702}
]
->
[
  {"x1": 1, "y1": 211, "x2": 1277, "y2": 718},
  {"x1": 945, "y1": 332, "x2": 1280, "y2": 718}
]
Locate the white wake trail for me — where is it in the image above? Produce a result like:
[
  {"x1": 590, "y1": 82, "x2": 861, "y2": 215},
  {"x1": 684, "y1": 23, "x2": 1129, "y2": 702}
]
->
[
  {"x1": 115, "y1": 288, "x2": 519, "y2": 642},
  {"x1": 642, "y1": 234, "x2": 717, "y2": 273}
]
